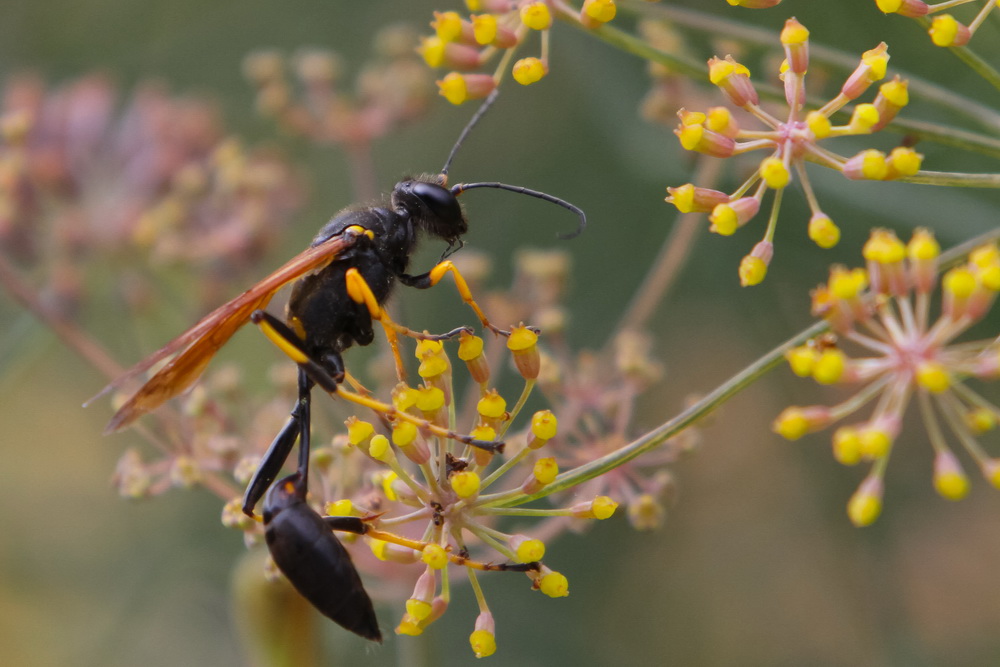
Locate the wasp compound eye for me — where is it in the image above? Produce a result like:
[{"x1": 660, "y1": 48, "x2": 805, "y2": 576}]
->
[{"x1": 411, "y1": 180, "x2": 463, "y2": 224}]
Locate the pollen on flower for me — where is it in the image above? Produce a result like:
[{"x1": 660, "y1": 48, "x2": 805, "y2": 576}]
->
[
  {"x1": 848, "y1": 104, "x2": 881, "y2": 133},
  {"x1": 739, "y1": 254, "x2": 768, "y2": 286},
  {"x1": 407, "y1": 597, "x2": 434, "y2": 622},
  {"x1": 908, "y1": 227, "x2": 941, "y2": 261},
  {"x1": 929, "y1": 15, "x2": 971, "y2": 47},
  {"x1": 943, "y1": 266, "x2": 977, "y2": 299},
  {"x1": 393, "y1": 421, "x2": 419, "y2": 447},
  {"x1": 829, "y1": 266, "x2": 867, "y2": 299},
  {"x1": 418, "y1": 355, "x2": 449, "y2": 380},
  {"x1": 477, "y1": 390, "x2": 507, "y2": 419},
  {"x1": 805, "y1": 110, "x2": 832, "y2": 138},
  {"x1": 326, "y1": 498, "x2": 356, "y2": 516},
  {"x1": 397, "y1": 616, "x2": 424, "y2": 636},
  {"x1": 773, "y1": 406, "x2": 831, "y2": 440},
  {"x1": 934, "y1": 451, "x2": 970, "y2": 500},
  {"x1": 760, "y1": 157, "x2": 790, "y2": 189},
  {"x1": 965, "y1": 407, "x2": 997, "y2": 434},
  {"x1": 859, "y1": 426, "x2": 893, "y2": 459},
  {"x1": 508, "y1": 324, "x2": 541, "y2": 379},
  {"x1": 416, "y1": 385, "x2": 447, "y2": 412},
  {"x1": 886, "y1": 147, "x2": 922, "y2": 178},
  {"x1": 513, "y1": 57, "x2": 547, "y2": 86},
  {"x1": 847, "y1": 479, "x2": 883, "y2": 526},
  {"x1": 433, "y1": 11, "x2": 466, "y2": 42},
  {"x1": 532, "y1": 457, "x2": 559, "y2": 485},
  {"x1": 707, "y1": 56, "x2": 758, "y2": 107},
  {"x1": 710, "y1": 197, "x2": 760, "y2": 236},
  {"x1": 832, "y1": 426, "x2": 863, "y2": 465},
  {"x1": 878, "y1": 77, "x2": 909, "y2": 109},
  {"x1": 451, "y1": 470, "x2": 482, "y2": 498},
  {"x1": 436, "y1": 72, "x2": 496, "y2": 105},
  {"x1": 469, "y1": 629, "x2": 497, "y2": 658},
  {"x1": 706, "y1": 106, "x2": 739, "y2": 137},
  {"x1": 420, "y1": 36, "x2": 448, "y2": 68},
  {"x1": 591, "y1": 495, "x2": 619, "y2": 519},
  {"x1": 520, "y1": 2, "x2": 553, "y2": 30},
  {"x1": 538, "y1": 569, "x2": 570, "y2": 598},
  {"x1": 786, "y1": 345, "x2": 820, "y2": 377},
  {"x1": 808, "y1": 213, "x2": 841, "y2": 249},
  {"x1": 531, "y1": 410, "x2": 558, "y2": 441},
  {"x1": 369, "y1": 434, "x2": 393, "y2": 462},
  {"x1": 581, "y1": 0, "x2": 617, "y2": 27},
  {"x1": 511, "y1": 535, "x2": 546, "y2": 563},
  {"x1": 875, "y1": 0, "x2": 929, "y2": 17},
  {"x1": 422, "y1": 543, "x2": 449, "y2": 569},
  {"x1": 665, "y1": 183, "x2": 730, "y2": 213},
  {"x1": 916, "y1": 361, "x2": 951, "y2": 393}
]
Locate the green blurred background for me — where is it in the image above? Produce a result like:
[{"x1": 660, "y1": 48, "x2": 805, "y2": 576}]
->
[{"x1": 3, "y1": 1, "x2": 1000, "y2": 665}]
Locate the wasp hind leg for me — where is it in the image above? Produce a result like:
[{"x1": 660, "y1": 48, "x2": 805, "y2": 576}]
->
[
  {"x1": 251, "y1": 309, "x2": 504, "y2": 455},
  {"x1": 399, "y1": 260, "x2": 509, "y2": 337},
  {"x1": 242, "y1": 366, "x2": 317, "y2": 517}
]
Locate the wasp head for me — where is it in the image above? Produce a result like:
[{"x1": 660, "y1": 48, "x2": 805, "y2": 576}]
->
[{"x1": 392, "y1": 175, "x2": 468, "y2": 245}]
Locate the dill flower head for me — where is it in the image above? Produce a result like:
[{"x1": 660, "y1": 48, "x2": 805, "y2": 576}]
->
[
  {"x1": 666, "y1": 20, "x2": 919, "y2": 285},
  {"x1": 419, "y1": 1, "x2": 620, "y2": 104},
  {"x1": 773, "y1": 228, "x2": 1000, "y2": 526}
]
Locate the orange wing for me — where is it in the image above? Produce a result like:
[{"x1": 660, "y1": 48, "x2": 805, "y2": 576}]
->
[{"x1": 101, "y1": 233, "x2": 358, "y2": 434}]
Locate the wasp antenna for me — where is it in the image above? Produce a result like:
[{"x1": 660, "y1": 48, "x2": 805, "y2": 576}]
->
[
  {"x1": 450, "y1": 181, "x2": 587, "y2": 240},
  {"x1": 440, "y1": 89, "x2": 501, "y2": 179}
]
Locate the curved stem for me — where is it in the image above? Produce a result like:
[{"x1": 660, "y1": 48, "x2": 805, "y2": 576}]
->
[
  {"x1": 897, "y1": 170, "x2": 1000, "y2": 187},
  {"x1": 481, "y1": 319, "x2": 829, "y2": 508}
]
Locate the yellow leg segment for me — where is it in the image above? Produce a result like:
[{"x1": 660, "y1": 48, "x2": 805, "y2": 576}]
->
[
  {"x1": 429, "y1": 260, "x2": 505, "y2": 336},
  {"x1": 345, "y1": 267, "x2": 474, "y2": 380}
]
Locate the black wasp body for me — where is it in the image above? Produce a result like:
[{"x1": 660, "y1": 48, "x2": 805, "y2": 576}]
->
[
  {"x1": 263, "y1": 472, "x2": 381, "y2": 641},
  {"x1": 102, "y1": 90, "x2": 585, "y2": 643},
  {"x1": 286, "y1": 175, "x2": 467, "y2": 382}
]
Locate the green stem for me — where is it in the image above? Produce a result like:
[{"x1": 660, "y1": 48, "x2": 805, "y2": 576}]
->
[
  {"x1": 481, "y1": 319, "x2": 829, "y2": 509},
  {"x1": 898, "y1": 170, "x2": 1000, "y2": 187},
  {"x1": 572, "y1": 20, "x2": 704, "y2": 80}
]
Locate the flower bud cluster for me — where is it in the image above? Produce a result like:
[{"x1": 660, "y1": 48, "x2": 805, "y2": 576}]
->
[
  {"x1": 774, "y1": 229, "x2": 1000, "y2": 525},
  {"x1": 665, "y1": 20, "x2": 918, "y2": 286},
  {"x1": 420, "y1": 1, "x2": 620, "y2": 104}
]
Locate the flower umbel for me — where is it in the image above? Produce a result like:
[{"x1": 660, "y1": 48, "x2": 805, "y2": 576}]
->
[
  {"x1": 420, "y1": 1, "x2": 620, "y2": 104},
  {"x1": 774, "y1": 229, "x2": 1000, "y2": 525},
  {"x1": 666, "y1": 20, "x2": 918, "y2": 284}
]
